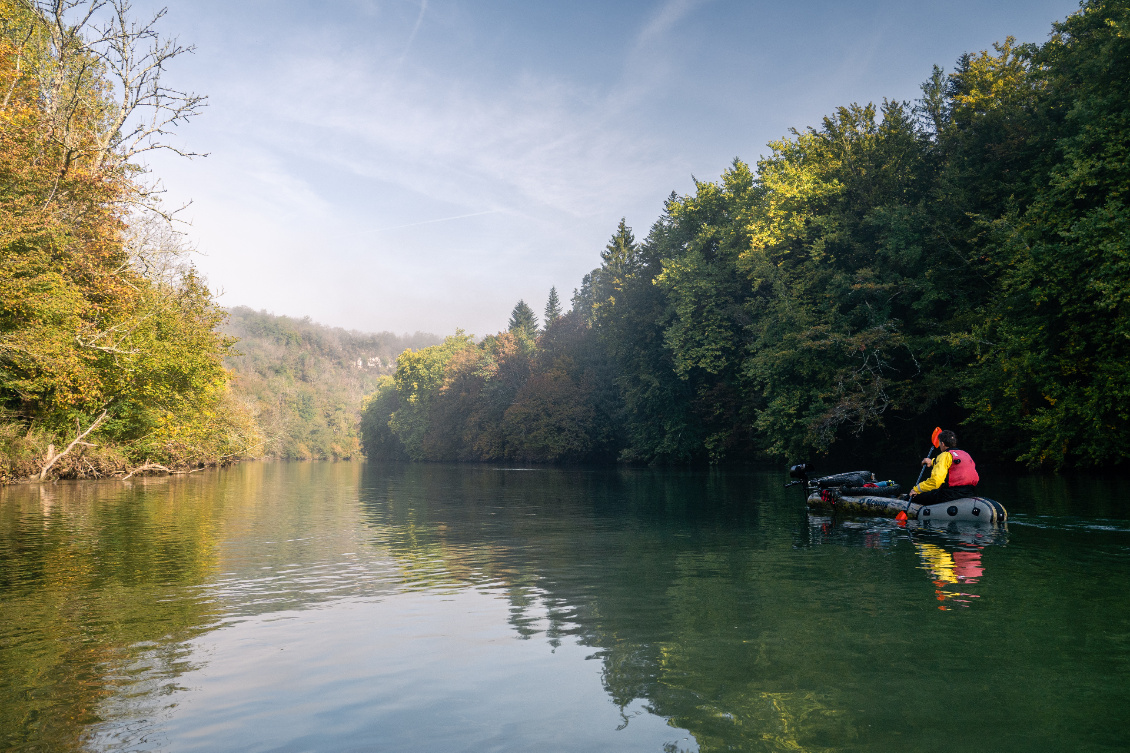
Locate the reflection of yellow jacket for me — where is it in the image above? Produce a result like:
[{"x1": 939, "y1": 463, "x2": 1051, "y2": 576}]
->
[
  {"x1": 915, "y1": 543, "x2": 957, "y2": 583},
  {"x1": 914, "y1": 451, "x2": 953, "y2": 494}
]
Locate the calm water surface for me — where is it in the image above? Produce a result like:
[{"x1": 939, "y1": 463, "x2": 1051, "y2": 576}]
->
[{"x1": 1, "y1": 462, "x2": 1128, "y2": 752}]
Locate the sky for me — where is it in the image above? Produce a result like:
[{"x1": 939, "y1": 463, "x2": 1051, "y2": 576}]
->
[{"x1": 133, "y1": 0, "x2": 1081, "y2": 337}]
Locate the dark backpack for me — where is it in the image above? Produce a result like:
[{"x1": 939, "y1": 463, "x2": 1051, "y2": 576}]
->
[{"x1": 814, "y1": 470, "x2": 874, "y2": 488}]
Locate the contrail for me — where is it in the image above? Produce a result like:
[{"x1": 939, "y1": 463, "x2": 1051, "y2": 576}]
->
[
  {"x1": 350, "y1": 210, "x2": 500, "y2": 238},
  {"x1": 392, "y1": 0, "x2": 429, "y2": 77}
]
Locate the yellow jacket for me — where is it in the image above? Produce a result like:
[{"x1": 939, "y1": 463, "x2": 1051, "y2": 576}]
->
[{"x1": 914, "y1": 451, "x2": 953, "y2": 494}]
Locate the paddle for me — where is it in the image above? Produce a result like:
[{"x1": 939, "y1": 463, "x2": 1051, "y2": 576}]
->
[
  {"x1": 896, "y1": 427, "x2": 941, "y2": 522},
  {"x1": 913, "y1": 426, "x2": 943, "y2": 489}
]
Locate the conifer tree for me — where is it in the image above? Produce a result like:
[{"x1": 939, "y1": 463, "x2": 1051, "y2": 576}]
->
[
  {"x1": 508, "y1": 300, "x2": 539, "y2": 340},
  {"x1": 602, "y1": 218, "x2": 638, "y2": 274},
  {"x1": 544, "y1": 287, "x2": 562, "y2": 327}
]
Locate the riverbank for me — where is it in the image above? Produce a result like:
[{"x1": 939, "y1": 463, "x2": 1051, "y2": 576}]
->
[{"x1": 0, "y1": 421, "x2": 250, "y2": 485}]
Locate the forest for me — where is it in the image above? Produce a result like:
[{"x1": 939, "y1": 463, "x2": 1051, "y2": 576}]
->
[
  {"x1": 223, "y1": 308, "x2": 437, "y2": 461},
  {"x1": 3, "y1": 0, "x2": 1127, "y2": 479},
  {"x1": 363, "y1": 0, "x2": 1129, "y2": 470}
]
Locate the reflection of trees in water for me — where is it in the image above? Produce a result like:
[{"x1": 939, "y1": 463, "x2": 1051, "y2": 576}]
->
[
  {"x1": 1, "y1": 462, "x2": 370, "y2": 752},
  {"x1": 369, "y1": 466, "x2": 1130, "y2": 752},
  {"x1": 361, "y1": 463, "x2": 857, "y2": 752},
  {"x1": 0, "y1": 477, "x2": 228, "y2": 752}
]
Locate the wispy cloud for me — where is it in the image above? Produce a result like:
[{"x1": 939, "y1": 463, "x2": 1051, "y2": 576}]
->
[
  {"x1": 636, "y1": 0, "x2": 710, "y2": 49},
  {"x1": 150, "y1": 0, "x2": 1080, "y2": 335},
  {"x1": 231, "y1": 48, "x2": 677, "y2": 223}
]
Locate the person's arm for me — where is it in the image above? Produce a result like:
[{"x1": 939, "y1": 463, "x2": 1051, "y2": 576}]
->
[{"x1": 914, "y1": 452, "x2": 952, "y2": 494}]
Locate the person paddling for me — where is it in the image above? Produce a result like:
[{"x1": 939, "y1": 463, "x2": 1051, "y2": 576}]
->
[{"x1": 908, "y1": 430, "x2": 980, "y2": 505}]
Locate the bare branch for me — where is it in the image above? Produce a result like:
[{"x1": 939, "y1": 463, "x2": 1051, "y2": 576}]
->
[
  {"x1": 38, "y1": 409, "x2": 108, "y2": 480},
  {"x1": 121, "y1": 208, "x2": 195, "y2": 282},
  {"x1": 73, "y1": 336, "x2": 140, "y2": 354},
  {"x1": 90, "y1": 0, "x2": 207, "y2": 170},
  {"x1": 121, "y1": 460, "x2": 169, "y2": 479},
  {"x1": 25, "y1": 0, "x2": 207, "y2": 191}
]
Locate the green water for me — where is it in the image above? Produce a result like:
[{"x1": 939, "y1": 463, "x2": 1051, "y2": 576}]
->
[{"x1": 1, "y1": 462, "x2": 1128, "y2": 752}]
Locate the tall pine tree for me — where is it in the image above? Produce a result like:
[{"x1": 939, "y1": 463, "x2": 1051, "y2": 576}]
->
[
  {"x1": 544, "y1": 287, "x2": 562, "y2": 327},
  {"x1": 508, "y1": 300, "x2": 539, "y2": 340}
]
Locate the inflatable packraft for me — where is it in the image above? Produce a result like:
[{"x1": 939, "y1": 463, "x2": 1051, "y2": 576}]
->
[{"x1": 789, "y1": 468, "x2": 1007, "y2": 524}]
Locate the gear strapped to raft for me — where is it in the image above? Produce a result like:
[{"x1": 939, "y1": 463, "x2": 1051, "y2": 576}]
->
[{"x1": 787, "y1": 465, "x2": 1006, "y2": 524}]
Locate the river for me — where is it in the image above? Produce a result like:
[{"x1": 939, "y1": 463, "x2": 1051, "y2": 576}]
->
[{"x1": 1, "y1": 461, "x2": 1128, "y2": 752}]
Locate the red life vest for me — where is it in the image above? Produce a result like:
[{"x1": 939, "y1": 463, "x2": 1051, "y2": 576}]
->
[{"x1": 945, "y1": 449, "x2": 979, "y2": 487}]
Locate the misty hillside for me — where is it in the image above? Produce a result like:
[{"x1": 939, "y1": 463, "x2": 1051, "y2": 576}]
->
[{"x1": 223, "y1": 307, "x2": 439, "y2": 460}]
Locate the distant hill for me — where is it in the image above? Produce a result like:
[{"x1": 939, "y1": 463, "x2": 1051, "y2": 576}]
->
[{"x1": 223, "y1": 307, "x2": 440, "y2": 460}]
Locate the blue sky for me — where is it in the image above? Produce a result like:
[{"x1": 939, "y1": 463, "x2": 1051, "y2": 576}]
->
[{"x1": 138, "y1": 0, "x2": 1080, "y2": 336}]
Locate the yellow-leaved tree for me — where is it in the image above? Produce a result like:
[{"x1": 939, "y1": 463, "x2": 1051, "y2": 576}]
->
[{"x1": 0, "y1": 0, "x2": 260, "y2": 481}]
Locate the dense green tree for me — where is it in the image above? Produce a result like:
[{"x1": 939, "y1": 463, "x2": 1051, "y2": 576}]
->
[
  {"x1": 536, "y1": 311, "x2": 622, "y2": 457},
  {"x1": 415, "y1": 332, "x2": 531, "y2": 461},
  {"x1": 958, "y1": 1, "x2": 1130, "y2": 467},
  {"x1": 544, "y1": 287, "x2": 562, "y2": 327},
  {"x1": 738, "y1": 101, "x2": 945, "y2": 459},
  {"x1": 360, "y1": 376, "x2": 408, "y2": 460},
  {"x1": 508, "y1": 300, "x2": 539, "y2": 341},
  {"x1": 653, "y1": 163, "x2": 760, "y2": 461},
  {"x1": 503, "y1": 311, "x2": 619, "y2": 463},
  {"x1": 360, "y1": 312, "x2": 619, "y2": 464},
  {"x1": 387, "y1": 334, "x2": 474, "y2": 460},
  {"x1": 577, "y1": 214, "x2": 705, "y2": 463},
  {"x1": 502, "y1": 369, "x2": 595, "y2": 462}
]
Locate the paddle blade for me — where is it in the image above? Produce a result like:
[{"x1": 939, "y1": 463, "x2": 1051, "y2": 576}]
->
[
  {"x1": 895, "y1": 511, "x2": 908, "y2": 521},
  {"x1": 931, "y1": 426, "x2": 942, "y2": 448}
]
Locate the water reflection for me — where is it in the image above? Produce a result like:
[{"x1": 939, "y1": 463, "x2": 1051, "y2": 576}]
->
[
  {"x1": 1, "y1": 462, "x2": 1128, "y2": 752},
  {"x1": 804, "y1": 514, "x2": 1008, "y2": 610},
  {"x1": 914, "y1": 543, "x2": 982, "y2": 608}
]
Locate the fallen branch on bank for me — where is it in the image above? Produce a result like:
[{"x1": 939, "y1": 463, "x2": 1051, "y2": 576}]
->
[
  {"x1": 120, "y1": 462, "x2": 209, "y2": 480},
  {"x1": 38, "y1": 411, "x2": 108, "y2": 481},
  {"x1": 121, "y1": 462, "x2": 170, "y2": 480}
]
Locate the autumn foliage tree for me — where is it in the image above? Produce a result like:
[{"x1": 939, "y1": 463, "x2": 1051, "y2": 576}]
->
[
  {"x1": 361, "y1": 309, "x2": 618, "y2": 464},
  {"x1": 0, "y1": 0, "x2": 257, "y2": 479}
]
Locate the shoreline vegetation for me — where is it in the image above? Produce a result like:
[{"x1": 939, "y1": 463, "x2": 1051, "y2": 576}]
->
[
  {"x1": 0, "y1": 297, "x2": 441, "y2": 484},
  {"x1": 363, "y1": 1, "x2": 1129, "y2": 472},
  {"x1": 0, "y1": 1, "x2": 439, "y2": 483},
  {"x1": 0, "y1": 0, "x2": 248, "y2": 483},
  {"x1": 4, "y1": 1, "x2": 1128, "y2": 483}
]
